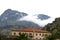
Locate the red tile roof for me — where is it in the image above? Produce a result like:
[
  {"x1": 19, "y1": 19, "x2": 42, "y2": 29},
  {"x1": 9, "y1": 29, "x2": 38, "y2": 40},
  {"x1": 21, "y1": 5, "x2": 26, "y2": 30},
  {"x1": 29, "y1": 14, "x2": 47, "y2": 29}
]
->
[{"x1": 12, "y1": 28, "x2": 49, "y2": 33}]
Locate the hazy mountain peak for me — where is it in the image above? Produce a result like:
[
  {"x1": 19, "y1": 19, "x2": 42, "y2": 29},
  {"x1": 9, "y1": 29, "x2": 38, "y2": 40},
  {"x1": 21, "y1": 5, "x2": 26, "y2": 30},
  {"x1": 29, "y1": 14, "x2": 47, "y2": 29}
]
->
[
  {"x1": 0, "y1": 9, "x2": 28, "y2": 23},
  {"x1": 37, "y1": 14, "x2": 50, "y2": 20},
  {"x1": 0, "y1": 9, "x2": 41, "y2": 29},
  {"x1": 0, "y1": 9, "x2": 53, "y2": 30},
  {"x1": 1, "y1": 9, "x2": 27, "y2": 17}
]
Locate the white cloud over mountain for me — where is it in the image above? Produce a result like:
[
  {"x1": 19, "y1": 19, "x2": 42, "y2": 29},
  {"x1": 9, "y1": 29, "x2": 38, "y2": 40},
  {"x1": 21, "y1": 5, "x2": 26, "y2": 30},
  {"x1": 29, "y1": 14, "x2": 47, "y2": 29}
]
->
[
  {"x1": 19, "y1": 14, "x2": 55, "y2": 27},
  {"x1": 0, "y1": 0, "x2": 60, "y2": 27}
]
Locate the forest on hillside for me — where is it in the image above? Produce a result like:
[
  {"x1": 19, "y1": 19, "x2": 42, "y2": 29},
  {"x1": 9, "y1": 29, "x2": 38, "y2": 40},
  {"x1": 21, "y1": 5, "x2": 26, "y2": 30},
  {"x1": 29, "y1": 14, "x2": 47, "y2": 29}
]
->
[{"x1": 43, "y1": 17, "x2": 60, "y2": 39}]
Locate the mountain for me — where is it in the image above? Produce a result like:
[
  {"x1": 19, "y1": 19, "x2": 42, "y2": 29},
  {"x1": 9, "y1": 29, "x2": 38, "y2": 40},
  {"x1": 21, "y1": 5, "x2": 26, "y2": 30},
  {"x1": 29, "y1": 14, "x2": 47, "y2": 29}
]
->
[
  {"x1": 0, "y1": 9, "x2": 51, "y2": 30},
  {"x1": 16, "y1": 21, "x2": 41, "y2": 28},
  {"x1": 0, "y1": 21, "x2": 40, "y2": 29},
  {"x1": 0, "y1": 9, "x2": 41, "y2": 30},
  {"x1": 0, "y1": 9, "x2": 28, "y2": 27},
  {"x1": 0, "y1": 9, "x2": 28, "y2": 22},
  {"x1": 37, "y1": 14, "x2": 50, "y2": 20},
  {"x1": 20, "y1": 14, "x2": 51, "y2": 27},
  {"x1": 0, "y1": 9, "x2": 52, "y2": 35}
]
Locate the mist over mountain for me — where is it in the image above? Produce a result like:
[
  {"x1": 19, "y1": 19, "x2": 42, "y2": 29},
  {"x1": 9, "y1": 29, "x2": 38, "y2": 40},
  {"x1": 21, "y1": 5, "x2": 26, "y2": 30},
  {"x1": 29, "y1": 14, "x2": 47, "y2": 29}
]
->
[
  {"x1": 0, "y1": 9, "x2": 41, "y2": 29},
  {"x1": 20, "y1": 13, "x2": 51, "y2": 27},
  {"x1": 0, "y1": 9, "x2": 51, "y2": 29},
  {"x1": 0, "y1": 9, "x2": 27, "y2": 28}
]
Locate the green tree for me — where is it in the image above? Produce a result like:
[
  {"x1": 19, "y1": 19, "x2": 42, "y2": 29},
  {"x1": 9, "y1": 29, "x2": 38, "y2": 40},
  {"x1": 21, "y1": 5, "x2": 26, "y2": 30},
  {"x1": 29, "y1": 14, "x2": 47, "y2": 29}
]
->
[
  {"x1": 44, "y1": 17, "x2": 60, "y2": 39},
  {"x1": 0, "y1": 34, "x2": 2, "y2": 40},
  {"x1": 13, "y1": 33, "x2": 32, "y2": 40},
  {"x1": 45, "y1": 33, "x2": 57, "y2": 40}
]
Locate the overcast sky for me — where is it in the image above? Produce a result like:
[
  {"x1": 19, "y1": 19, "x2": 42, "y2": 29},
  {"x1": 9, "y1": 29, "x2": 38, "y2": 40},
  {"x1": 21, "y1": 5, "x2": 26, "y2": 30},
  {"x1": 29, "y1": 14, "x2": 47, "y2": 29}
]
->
[
  {"x1": 0, "y1": 0, "x2": 60, "y2": 18},
  {"x1": 0, "y1": 0, "x2": 60, "y2": 26}
]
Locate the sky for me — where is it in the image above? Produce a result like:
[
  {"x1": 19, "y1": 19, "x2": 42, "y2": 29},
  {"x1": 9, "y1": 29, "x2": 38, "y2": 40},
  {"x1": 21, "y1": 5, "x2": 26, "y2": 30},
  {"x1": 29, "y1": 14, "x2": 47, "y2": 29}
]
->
[
  {"x1": 0, "y1": 0, "x2": 60, "y2": 18},
  {"x1": 0, "y1": 0, "x2": 60, "y2": 26}
]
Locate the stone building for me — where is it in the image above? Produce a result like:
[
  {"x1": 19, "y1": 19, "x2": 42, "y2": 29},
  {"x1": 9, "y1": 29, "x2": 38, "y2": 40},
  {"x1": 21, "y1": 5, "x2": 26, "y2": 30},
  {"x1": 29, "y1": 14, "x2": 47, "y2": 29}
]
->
[{"x1": 11, "y1": 28, "x2": 51, "y2": 40}]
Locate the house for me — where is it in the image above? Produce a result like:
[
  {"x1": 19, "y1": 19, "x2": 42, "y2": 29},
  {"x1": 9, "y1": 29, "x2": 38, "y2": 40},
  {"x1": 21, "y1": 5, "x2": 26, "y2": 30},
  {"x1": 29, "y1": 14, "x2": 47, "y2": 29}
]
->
[{"x1": 11, "y1": 28, "x2": 51, "y2": 40}]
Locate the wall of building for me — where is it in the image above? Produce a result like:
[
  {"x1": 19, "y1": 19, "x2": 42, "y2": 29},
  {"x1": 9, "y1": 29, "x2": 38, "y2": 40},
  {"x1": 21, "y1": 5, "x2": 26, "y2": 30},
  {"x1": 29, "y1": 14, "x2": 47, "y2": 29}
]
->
[{"x1": 11, "y1": 31, "x2": 51, "y2": 40}]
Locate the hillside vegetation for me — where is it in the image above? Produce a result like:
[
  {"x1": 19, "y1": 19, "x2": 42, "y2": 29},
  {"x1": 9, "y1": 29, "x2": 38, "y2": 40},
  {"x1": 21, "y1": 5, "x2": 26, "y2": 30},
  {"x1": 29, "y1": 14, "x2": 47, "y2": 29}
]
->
[{"x1": 44, "y1": 17, "x2": 60, "y2": 38}]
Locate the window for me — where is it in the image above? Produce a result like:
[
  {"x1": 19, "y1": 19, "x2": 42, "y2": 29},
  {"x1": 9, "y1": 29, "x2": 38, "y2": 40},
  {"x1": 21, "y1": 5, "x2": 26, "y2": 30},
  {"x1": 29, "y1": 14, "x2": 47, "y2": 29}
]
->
[
  {"x1": 14, "y1": 32, "x2": 16, "y2": 35},
  {"x1": 39, "y1": 33, "x2": 41, "y2": 36},
  {"x1": 36, "y1": 38, "x2": 38, "y2": 40},
  {"x1": 36, "y1": 33, "x2": 38, "y2": 36},
  {"x1": 40, "y1": 38, "x2": 41, "y2": 40},
  {"x1": 29, "y1": 33, "x2": 33, "y2": 38},
  {"x1": 42, "y1": 38, "x2": 45, "y2": 40},
  {"x1": 42, "y1": 33, "x2": 44, "y2": 36},
  {"x1": 29, "y1": 33, "x2": 32, "y2": 35},
  {"x1": 45, "y1": 34, "x2": 47, "y2": 36},
  {"x1": 19, "y1": 32, "x2": 21, "y2": 35}
]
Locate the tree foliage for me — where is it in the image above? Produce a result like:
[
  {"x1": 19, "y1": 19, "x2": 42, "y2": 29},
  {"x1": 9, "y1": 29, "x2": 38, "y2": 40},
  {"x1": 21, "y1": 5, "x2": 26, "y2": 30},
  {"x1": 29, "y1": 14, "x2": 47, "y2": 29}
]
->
[
  {"x1": 13, "y1": 33, "x2": 32, "y2": 40},
  {"x1": 44, "y1": 17, "x2": 60, "y2": 39}
]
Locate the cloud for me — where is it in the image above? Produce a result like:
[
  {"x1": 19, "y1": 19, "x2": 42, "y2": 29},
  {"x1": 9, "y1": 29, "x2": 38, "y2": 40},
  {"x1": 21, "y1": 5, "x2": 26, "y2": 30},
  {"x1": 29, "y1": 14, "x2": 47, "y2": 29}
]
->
[{"x1": 18, "y1": 15, "x2": 55, "y2": 27}]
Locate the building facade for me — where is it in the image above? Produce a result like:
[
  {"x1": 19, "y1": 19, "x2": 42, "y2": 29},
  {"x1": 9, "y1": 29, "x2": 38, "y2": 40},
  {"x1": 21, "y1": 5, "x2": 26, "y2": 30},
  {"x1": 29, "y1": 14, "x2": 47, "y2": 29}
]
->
[{"x1": 11, "y1": 28, "x2": 51, "y2": 40}]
